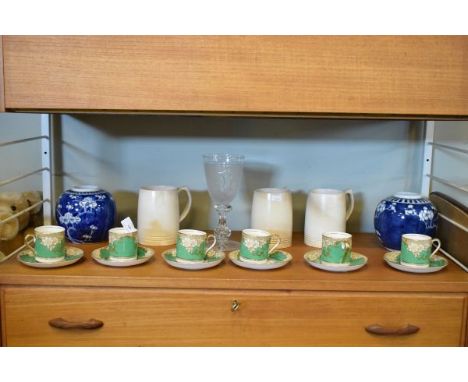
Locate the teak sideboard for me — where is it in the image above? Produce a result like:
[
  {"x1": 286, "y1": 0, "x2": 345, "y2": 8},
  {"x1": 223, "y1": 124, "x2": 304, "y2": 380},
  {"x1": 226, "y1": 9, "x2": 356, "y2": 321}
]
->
[
  {"x1": 0, "y1": 36, "x2": 468, "y2": 346},
  {"x1": 0, "y1": 233, "x2": 467, "y2": 346}
]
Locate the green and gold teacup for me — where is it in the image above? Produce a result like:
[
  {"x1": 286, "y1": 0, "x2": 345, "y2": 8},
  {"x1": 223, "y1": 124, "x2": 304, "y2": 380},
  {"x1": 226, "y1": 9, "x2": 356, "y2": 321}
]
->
[
  {"x1": 400, "y1": 233, "x2": 441, "y2": 268},
  {"x1": 24, "y1": 225, "x2": 66, "y2": 263},
  {"x1": 108, "y1": 227, "x2": 138, "y2": 262},
  {"x1": 176, "y1": 229, "x2": 216, "y2": 263},
  {"x1": 320, "y1": 232, "x2": 352, "y2": 266},
  {"x1": 239, "y1": 228, "x2": 281, "y2": 264}
]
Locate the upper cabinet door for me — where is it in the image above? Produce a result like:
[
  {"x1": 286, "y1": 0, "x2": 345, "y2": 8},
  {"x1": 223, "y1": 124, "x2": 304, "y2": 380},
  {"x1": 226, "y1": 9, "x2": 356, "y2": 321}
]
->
[{"x1": 2, "y1": 36, "x2": 468, "y2": 117}]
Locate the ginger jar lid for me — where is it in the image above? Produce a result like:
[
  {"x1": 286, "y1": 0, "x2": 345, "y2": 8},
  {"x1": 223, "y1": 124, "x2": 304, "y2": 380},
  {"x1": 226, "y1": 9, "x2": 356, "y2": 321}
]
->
[
  {"x1": 393, "y1": 192, "x2": 422, "y2": 200},
  {"x1": 71, "y1": 185, "x2": 100, "y2": 192}
]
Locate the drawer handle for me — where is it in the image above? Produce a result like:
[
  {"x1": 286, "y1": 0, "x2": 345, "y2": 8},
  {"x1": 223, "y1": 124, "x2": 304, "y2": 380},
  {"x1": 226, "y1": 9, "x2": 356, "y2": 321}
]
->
[
  {"x1": 365, "y1": 324, "x2": 419, "y2": 336},
  {"x1": 49, "y1": 318, "x2": 104, "y2": 330},
  {"x1": 231, "y1": 300, "x2": 240, "y2": 312}
]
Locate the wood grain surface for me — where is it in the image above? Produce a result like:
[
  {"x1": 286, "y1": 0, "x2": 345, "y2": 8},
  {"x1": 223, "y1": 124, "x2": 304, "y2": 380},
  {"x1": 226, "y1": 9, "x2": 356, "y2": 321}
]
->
[
  {"x1": 3, "y1": 36, "x2": 468, "y2": 117},
  {"x1": 1, "y1": 233, "x2": 468, "y2": 293},
  {"x1": 0, "y1": 288, "x2": 3, "y2": 346},
  {"x1": 3, "y1": 287, "x2": 465, "y2": 346}
]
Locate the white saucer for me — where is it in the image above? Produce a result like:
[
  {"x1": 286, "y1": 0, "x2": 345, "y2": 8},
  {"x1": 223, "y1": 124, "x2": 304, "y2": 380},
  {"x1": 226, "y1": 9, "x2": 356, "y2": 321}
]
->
[
  {"x1": 304, "y1": 249, "x2": 367, "y2": 272},
  {"x1": 228, "y1": 250, "x2": 292, "y2": 270},
  {"x1": 17, "y1": 246, "x2": 84, "y2": 269},
  {"x1": 161, "y1": 248, "x2": 225, "y2": 270},
  {"x1": 91, "y1": 246, "x2": 154, "y2": 267},
  {"x1": 384, "y1": 251, "x2": 448, "y2": 274}
]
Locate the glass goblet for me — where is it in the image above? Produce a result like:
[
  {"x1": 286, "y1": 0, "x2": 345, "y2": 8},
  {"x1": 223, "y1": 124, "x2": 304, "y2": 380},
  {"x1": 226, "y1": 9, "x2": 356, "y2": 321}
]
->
[{"x1": 203, "y1": 153, "x2": 244, "y2": 251}]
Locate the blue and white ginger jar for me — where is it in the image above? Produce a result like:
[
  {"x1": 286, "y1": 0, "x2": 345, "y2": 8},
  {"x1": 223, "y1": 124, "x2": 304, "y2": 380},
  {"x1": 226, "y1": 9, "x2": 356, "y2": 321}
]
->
[
  {"x1": 56, "y1": 185, "x2": 116, "y2": 243},
  {"x1": 374, "y1": 192, "x2": 438, "y2": 250}
]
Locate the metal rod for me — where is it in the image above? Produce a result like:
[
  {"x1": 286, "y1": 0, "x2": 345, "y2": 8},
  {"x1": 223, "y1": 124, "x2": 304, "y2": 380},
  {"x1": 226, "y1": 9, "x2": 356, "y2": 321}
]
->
[
  {"x1": 0, "y1": 167, "x2": 49, "y2": 188},
  {"x1": 0, "y1": 241, "x2": 33, "y2": 264},
  {"x1": 439, "y1": 247, "x2": 468, "y2": 273},
  {"x1": 420, "y1": 121, "x2": 435, "y2": 197},
  {"x1": 0, "y1": 135, "x2": 48, "y2": 148},
  {"x1": 438, "y1": 213, "x2": 468, "y2": 233},
  {"x1": 429, "y1": 142, "x2": 468, "y2": 155},
  {"x1": 0, "y1": 199, "x2": 49, "y2": 225},
  {"x1": 427, "y1": 174, "x2": 468, "y2": 193},
  {"x1": 41, "y1": 114, "x2": 53, "y2": 225}
]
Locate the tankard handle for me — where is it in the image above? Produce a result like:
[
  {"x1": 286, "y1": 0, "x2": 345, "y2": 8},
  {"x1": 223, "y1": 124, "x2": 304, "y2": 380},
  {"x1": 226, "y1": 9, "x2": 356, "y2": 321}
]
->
[
  {"x1": 178, "y1": 187, "x2": 192, "y2": 223},
  {"x1": 345, "y1": 189, "x2": 354, "y2": 221}
]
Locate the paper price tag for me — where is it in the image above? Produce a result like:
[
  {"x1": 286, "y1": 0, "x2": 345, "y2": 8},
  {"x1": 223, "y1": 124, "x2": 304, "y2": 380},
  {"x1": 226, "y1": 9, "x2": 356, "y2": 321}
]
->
[{"x1": 121, "y1": 217, "x2": 137, "y2": 233}]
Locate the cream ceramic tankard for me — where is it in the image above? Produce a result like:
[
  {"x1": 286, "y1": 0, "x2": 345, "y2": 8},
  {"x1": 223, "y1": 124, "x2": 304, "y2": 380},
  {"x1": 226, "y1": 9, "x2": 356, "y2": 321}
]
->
[
  {"x1": 137, "y1": 185, "x2": 192, "y2": 246},
  {"x1": 304, "y1": 188, "x2": 354, "y2": 248},
  {"x1": 251, "y1": 188, "x2": 293, "y2": 249}
]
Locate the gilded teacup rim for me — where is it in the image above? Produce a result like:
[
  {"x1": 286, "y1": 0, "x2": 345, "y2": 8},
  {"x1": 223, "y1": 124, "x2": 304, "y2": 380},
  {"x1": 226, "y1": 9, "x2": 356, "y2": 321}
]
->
[
  {"x1": 34, "y1": 225, "x2": 65, "y2": 235},
  {"x1": 322, "y1": 231, "x2": 351, "y2": 240},
  {"x1": 402, "y1": 233, "x2": 432, "y2": 241},
  {"x1": 242, "y1": 228, "x2": 271, "y2": 237},
  {"x1": 178, "y1": 229, "x2": 207, "y2": 236}
]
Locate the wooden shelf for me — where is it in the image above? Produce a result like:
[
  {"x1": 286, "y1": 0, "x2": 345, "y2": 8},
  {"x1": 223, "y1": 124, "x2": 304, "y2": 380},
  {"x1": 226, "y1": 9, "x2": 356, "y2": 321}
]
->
[
  {"x1": 1, "y1": 232, "x2": 468, "y2": 293},
  {"x1": 3, "y1": 36, "x2": 468, "y2": 118}
]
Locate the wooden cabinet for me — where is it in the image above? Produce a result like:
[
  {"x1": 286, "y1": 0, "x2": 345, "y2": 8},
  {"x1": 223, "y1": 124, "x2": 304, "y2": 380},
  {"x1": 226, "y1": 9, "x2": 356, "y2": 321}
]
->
[
  {"x1": 2, "y1": 287, "x2": 465, "y2": 346},
  {"x1": 1, "y1": 234, "x2": 468, "y2": 346},
  {"x1": 2, "y1": 36, "x2": 468, "y2": 117},
  {"x1": 1, "y1": 36, "x2": 468, "y2": 346}
]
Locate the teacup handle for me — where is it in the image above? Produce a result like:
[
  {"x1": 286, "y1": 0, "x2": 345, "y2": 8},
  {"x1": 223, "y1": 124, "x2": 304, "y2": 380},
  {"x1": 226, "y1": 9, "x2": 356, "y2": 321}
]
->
[
  {"x1": 430, "y1": 238, "x2": 441, "y2": 258},
  {"x1": 178, "y1": 187, "x2": 192, "y2": 223},
  {"x1": 24, "y1": 234, "x2": 36, "y2": 253},
  {"x1": 205, "y1": 234, "x2": 217, "y2": 254},
  {"x1": 345, "y1": 189, "x2": 354, "y2": 221},
  {"x1": 268, "y1": 234, "x2": 281, "y2": 255}
]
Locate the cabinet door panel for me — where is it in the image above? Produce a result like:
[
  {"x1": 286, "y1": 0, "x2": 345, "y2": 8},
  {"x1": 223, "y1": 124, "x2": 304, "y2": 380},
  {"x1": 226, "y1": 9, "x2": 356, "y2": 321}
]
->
[
  {"x1": 3, "y1": 287, "x2": 465, "y2": 346},
  {"x1": 3, "y1": 36, "x2": 468, "y2": 117}
]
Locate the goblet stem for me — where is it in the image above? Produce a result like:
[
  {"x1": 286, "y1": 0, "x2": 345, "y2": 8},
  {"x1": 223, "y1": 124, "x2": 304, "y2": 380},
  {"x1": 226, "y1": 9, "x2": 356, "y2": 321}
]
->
[{"x1": 214, "y1": 204, "x2": 232, "y2": 250}]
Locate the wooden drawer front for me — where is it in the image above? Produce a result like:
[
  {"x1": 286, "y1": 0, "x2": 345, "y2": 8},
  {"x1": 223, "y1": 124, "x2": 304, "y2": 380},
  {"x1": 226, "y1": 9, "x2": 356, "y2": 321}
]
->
[{"x1": 2, "y1": 287, "x2": 465, "y2": 346}]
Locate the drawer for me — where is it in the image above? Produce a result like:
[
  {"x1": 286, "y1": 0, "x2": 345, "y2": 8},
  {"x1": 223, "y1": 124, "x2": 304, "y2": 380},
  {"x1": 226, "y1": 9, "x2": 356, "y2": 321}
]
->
[{"x1": 2, "y1": 287, "x2": 465, "y2": 346}]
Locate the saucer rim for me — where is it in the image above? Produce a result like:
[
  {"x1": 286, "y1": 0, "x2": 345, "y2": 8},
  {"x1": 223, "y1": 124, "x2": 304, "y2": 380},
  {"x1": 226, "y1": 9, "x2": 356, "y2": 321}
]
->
[
  {"x1": 17, "y1": 246, "x2": 84, "y2": 267},
  {"x1": 161, "y1": 248, "x2": 225, "y2": 270},
  {"x1": 383, "y1": 251, "x2": 448, "y2": 272},
  {"x1": 303, "y1": 249, "x2": 368, "y2": 272},
  {"x1": 91, "y1": 245, "x2": 154, "y2": 266},
  {"x1": 228, "y1": 249, "x2": 292, "y2": 270}
]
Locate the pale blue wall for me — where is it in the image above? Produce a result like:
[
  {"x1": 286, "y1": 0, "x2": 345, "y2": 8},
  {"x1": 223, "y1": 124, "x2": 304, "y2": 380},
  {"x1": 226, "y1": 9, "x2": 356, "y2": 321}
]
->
[
  {"x1": 0, "y1": 113, "x2": 430, "y2": 232},
  {"x1": 53, "y1": 115, "x2": 425, "y2": 232},
  {"x1": 3, "y1": 117, "x2": 467, "y2": 234},
  {"x1": 0, "y1": 113, "x2": 42, "y2": 192}
]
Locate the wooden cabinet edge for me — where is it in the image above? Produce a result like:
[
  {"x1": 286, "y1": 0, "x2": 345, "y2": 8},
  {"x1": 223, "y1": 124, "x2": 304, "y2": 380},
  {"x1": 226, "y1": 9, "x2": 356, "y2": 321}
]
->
[
  {"x1": 464, "y1": 296, "x2": 468, "y2": 346},
  {"x1": 0, "y1": 36, "x2": 5, "y2": 112},
  {"x1": 0, "y1": 287, "x2": 5, "y2": 346},
  {"x1": 5, "y1": 109, "x2": 468, "y2": 120}
]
